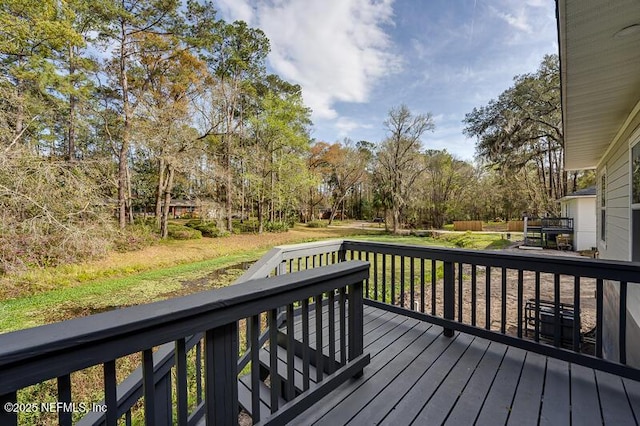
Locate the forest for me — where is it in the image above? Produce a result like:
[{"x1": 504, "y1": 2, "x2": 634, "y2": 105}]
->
[{"x1": 0, "y1": 0, "x2": 592, "y2": 273}]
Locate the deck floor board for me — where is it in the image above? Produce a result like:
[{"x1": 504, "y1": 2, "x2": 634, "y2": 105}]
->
[{"x1": 290, "y1": 305, "x2": 640, "y2": 425}]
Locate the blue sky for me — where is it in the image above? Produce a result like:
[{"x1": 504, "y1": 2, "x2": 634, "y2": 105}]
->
[{"x1": 215, "y1": 0, "x2": 558, "y2": 161}]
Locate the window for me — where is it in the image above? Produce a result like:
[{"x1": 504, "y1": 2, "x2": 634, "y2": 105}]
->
[{"x1": 600, "y1": 173, "x2": 606, "y2": 242}]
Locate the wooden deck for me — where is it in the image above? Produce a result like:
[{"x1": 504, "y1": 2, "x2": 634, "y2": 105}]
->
[{"x1": 292, "y1": 304, "x2": 640, "y2": 425}]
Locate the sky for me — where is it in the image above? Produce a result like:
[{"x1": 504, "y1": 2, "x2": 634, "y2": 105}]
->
[{"x1": 214, "y1": 0, "x2": 558, "y2": 161}]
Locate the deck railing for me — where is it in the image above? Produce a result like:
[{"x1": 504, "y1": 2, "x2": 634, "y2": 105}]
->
[
  {"x1": 0, "y1": 261, "x2": 369, "y2": 426},
  {"x1": 253, "y1": 239, "x2": 640, "y2": 381}
]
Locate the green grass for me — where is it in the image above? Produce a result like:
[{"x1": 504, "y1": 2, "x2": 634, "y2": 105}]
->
[
  {"x1": 0, "y1": 252, "x2": 263, "y2": 333},
  {"x1": 0, "y1": 228, "x2": 511, "y2": 333},
  {"x1": 351, "y1": 232, "x2": 513, "y2": 250}
]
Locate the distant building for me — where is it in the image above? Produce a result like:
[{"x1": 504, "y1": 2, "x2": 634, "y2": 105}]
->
[{"x1": 559, "y1": 187, "x2": 596, "y2": 251}]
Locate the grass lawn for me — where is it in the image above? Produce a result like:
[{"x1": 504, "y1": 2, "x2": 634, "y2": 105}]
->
[{"x1": 0, "y1": 226, "x2": 514, "y2": 333}]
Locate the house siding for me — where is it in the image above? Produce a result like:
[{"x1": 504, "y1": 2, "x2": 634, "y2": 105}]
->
[{"x1": 597, "y1": 124, "x2": 640, "y2": 366}]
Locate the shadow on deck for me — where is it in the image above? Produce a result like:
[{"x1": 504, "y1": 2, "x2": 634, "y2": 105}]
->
[{"x1": 297, "y1": 304, "x2": 640, "y2": 425}]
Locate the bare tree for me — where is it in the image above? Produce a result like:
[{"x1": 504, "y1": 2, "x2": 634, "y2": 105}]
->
[{"x1": 376, "y1": 105, "x2": 435, "y2": 233}]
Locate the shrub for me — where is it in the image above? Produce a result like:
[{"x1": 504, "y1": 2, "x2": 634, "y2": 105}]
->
[
  {"x1": 233, "y1": 220, "x2": 260, "y2": 233},
  {"x1": 112, "y1": 223, "x2": 159, "y2": 252},
  {"x1": 265, "y1": 221, "x2": 289, "y2": 233},
  {"x1": 167, "y1": 224, "x2": 202, "y2": 240},
  {"x1": 306, "y1": 220, "x2": 328, "y2": 228},
  {"x1": 192, "y1": 222, "x2": 228, "y2": 238}
]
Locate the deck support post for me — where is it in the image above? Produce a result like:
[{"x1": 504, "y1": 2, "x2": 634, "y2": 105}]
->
[
  {"x1": 205, "y1": 322, "x2": 238, "y2": 425},
  {"x1": 348, "y1": 279, "x2": 365, "y2": 378},
  {"x1": 443, "y1": 261, "x2": 455, "y2": 337}
]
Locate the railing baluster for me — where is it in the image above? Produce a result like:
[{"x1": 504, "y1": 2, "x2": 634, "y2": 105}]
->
[
  {"x1": 205, "y1": 323, "x2": 238, "y2": 425},
  {"x1": 302, "y1": 298, "x2": 310, "y2": 391},
  {"x1": 486, "y1": 267, "x2": 491, "y2": 330},
  {"x1": 348, "y1": 279, "x2": 365, "y2": 378},
  {"x1": 269, "y1": 309, "x2": 279, "y2": 413},
  {"x1": 443, "y1": 261, "x2": 455, "y2": 337},
  {"x1": 501, "y1": 267, "x2": 507, "y2": 334},
  {"x1": 249, "y1": 315, "x2": 260, "y2": 422},
  {"x1": 535, "y1": 272, "x2": 541, "y2": 342},
  {"x1": 391, "y1": 255, "x2": 396, "y2": 305},
  {"x1": 458, "y1": 263, "x2": 463, "y2": 322},
  {"x1": 620, "y1": 281, "x2": 627, "y2": 365},
  {"x1": 431, "y1": 259, "x2": 436, "y2": 315},
  {"x1": 573, "y1": 277, "x2": 581, "y2": 352},
  {"x1": 142, "y1": 349, "x2": 156, "y2": 425},
  {"x1": 471, "y1": 265, "x2": 477, "y2": 326},
  {"x1": 125, "y1": 410, "x2": 132, "y2": 426},
  {"x1": 104, "y1": 360, "x2": 118, "y2": 426},
  {"x1": 554, "y1": 274, "x2": 561, "y2": 347},
  {"x1": 315, "y1": 294, "x2": 324, "y2": 383},
  {"x1": 195, "y1": 340, "x2": 202, "y2": 404},
  {"x1": 57, "y1": 374, "x2": 72, "y2": 426},
  {"x1": 365, "y1": 252, "x2": 370, "y2": 300},
  {"x1": 596, "y1": 278, "x2": 603, "y2": 358},
  {"x1": 340, "y1": 288, "x2": 347, "y2": 365},
  {"x1": 382, "y1": 254, "x2": 387, "y2": 304},
  {"x1": 517, "y1": 270, "x2": 524, "y2": 338},
  {"x1": 328, "y1": 291, "x2": 336, "y2": 374},
  {"x1": 0, "y1": 392, "x2": 17, "y2": 426},
  {"x1": 286, "y1": 304, "x2": 295, "y2": 401},
  {"x1": 420, "y1": 258, "x2": 425, "y2": 313},
  {"x1": 373, "y1": 252, "x2": 378, "y2": 301},
  {"x1": 175, "y1": 338, "x2": 188, "y2": 426},
  {"x1": 410, "y1": 257, "x2": 415, "y2": 311},
  {"x1": 399, "y1": 256, "x2": 405, "y2": 308}
]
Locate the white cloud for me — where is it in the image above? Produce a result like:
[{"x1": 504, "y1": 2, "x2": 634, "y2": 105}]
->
[
  {"x1": 216, "y1": 0, "x2": 402, "y2": 120},
  {"x1": 491, "y1": 6, "x2": 533, "y2": 33},
  {"x1": 215, "y1": 0, "x2": 255, "y2": 24},
  {"x1": 335, "y1": 117, "x2": 373, "y2": 137}
]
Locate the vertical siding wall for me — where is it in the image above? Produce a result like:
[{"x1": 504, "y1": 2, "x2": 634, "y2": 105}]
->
[{"x1": 597, "y1": 125, "x2": 640, "y2": 366}]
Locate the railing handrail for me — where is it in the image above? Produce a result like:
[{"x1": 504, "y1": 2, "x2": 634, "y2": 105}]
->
[
  {"x1": 0, "y1": 261, "x2": 370, "y2": 395},
  {"x1": 236, "y1": 239, "x2": 345, "y2": 284},
  {"x1": 342, "y1": 240, "x2": 639, "y2": 282}
]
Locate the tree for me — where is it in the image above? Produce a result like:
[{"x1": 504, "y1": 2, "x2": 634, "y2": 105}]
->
[
  {"x1": 375, "y1": 105, "x2": 435, "y2": 233},
  {"x1": 322, "y1": 139, "x2": 368, "y2": 224},
  {"x1": 133, "y1": 31, "x2": 207, "y2": 237},
  {"x1": 199, "y1": 19, "x2": 270, "y2": 231},
  {"x1": 0, "y1": 0, "x2": 84, "y2": 151},
  {"x1": 464, "y1": 55, "x2": 566, "y2": 214},
  {"x1": 98, "y1": 0, "x2": 181, "y2": 228},
  {"x1": 245, "y1": 84, "x2": 311, "y2": 232},
  {"x1": 420, "y1": 150, "x2": 474, "y2": 228}
]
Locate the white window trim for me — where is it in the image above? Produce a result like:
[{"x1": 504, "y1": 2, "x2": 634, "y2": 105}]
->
[
  {"x1": 599, "y1": 165, "x2": 607, "y2": 251},
  {"x1": 629, "y1": 126, "x2": 640, "y2": 261}
]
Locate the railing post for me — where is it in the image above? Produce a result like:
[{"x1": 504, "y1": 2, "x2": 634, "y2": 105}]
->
[
  {"x1": 348, "y1": 279, "x2": 364, "y2": 378},
  {"x1": 443, "y1": 261, "x2": 455, "y2": 337},
  {"x1": 0, "y1": 392, "x2": 17, "y2": 426},
  {"x1": 205, "y1": 322, "x2": 238, "y2": 425}
]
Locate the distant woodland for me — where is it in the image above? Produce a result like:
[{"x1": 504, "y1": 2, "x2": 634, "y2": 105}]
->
[{"x1": 0, "y1": 1, "x2": 592, "y2": 272}]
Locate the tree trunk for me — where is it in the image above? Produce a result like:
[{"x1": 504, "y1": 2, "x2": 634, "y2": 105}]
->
[
  {"x1": 155, "y1": 157, "x2": 165, "y2": 227},
  {"x1": 117, "y1": 21, "x2": 131, "y2": 229},
  {"x1": 67, "y1": 45, "x2": 76, "y2": 161},
  {"x1": 160, "y1": 166, "x2": 175, "y2": 239}
]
